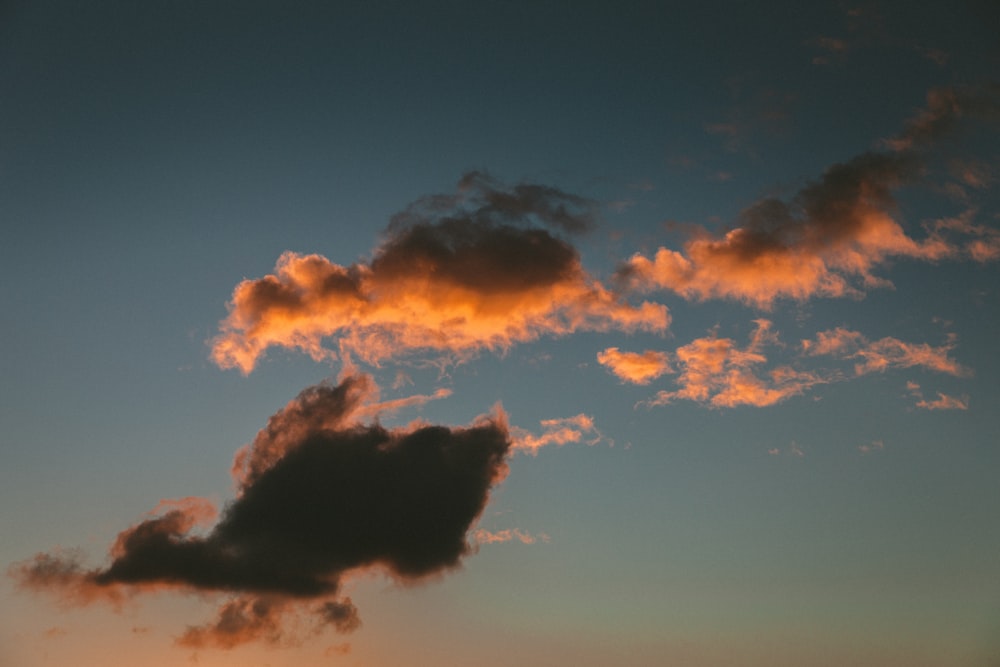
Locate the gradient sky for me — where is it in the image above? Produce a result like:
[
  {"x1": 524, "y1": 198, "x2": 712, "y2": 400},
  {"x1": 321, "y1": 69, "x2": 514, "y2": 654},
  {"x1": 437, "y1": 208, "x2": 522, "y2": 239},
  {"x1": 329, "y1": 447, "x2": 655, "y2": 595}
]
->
[{"x1": 3, "y1": 2, "x2": 999, "y2": 666}]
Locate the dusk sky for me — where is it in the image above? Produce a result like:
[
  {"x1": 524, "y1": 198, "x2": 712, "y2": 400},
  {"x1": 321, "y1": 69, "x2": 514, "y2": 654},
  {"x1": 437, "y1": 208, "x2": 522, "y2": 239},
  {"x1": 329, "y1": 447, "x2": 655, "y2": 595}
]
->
[{"x1": 3, "y1": 2, "x2": 999, "y2": 666}]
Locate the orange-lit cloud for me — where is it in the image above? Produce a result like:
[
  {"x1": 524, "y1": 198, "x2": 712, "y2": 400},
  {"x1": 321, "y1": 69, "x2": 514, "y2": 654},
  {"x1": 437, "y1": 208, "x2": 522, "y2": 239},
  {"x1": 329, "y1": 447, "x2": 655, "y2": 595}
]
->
[
  {"x1": 617, "y1": 86, "x2": 1000, "y2": 309},
  {"x1": 907, "y1": 381, "x2": 969, "y2": 410},
  {"x1": 858, "y1": 440, "x2": 885, "y2": 455},
  {"x1": 10, "y1": 374, "x2": 511, "y2": 649},
  {"x1": 510, "y1": 414, "x2": 603, "y2": 455},
  {"x1": 212, "y1": 173, "x2": 668, "y2": 374},
  {"x1": 646, "y1": 320, "x2": 824, "y2": 408},
  {"x1": 617, "y1": 152, "x2": 952, "y2": 308},
  {"x1": 473, "y1": 528, "x2": 549, "y2": 545},
  {"x1": 802, "y1": 328, "x2": 971, "y2": 377},
  {"x1": 596, "y1": 347, "x2": 672, "y2": 384}
]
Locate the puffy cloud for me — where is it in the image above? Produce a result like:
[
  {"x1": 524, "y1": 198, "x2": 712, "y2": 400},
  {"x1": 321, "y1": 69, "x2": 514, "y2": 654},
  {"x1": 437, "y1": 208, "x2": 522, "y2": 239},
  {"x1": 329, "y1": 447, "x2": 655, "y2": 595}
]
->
[
  {"x1": 802, "y1": 328, "x2": 971, "y2": 377},
  {"x1": 212, "y1": 173, "x2": 668, "y2": 374},
  {"x1": 596, "y1": 347, "x2": 672, "y2": 384},
  {"x1": 647, "y1": 320, "x2": 824, "y2": 408},
  {"x1": 617, "y1": 85, "x2": 1000, "y2": 309},
  {"x1": 617, "y1": 151, "x2": 952, "y2": 308},
  {"x1": 10, "y1": 374, "x2": 511, "y2": 648}
]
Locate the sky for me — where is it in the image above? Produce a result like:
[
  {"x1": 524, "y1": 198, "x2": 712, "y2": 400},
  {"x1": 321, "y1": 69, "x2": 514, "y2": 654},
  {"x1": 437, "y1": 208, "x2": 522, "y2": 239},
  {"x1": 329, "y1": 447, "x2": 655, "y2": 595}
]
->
[{"x1": 2, "y1": 1, "x2": 999, "y2": 665}]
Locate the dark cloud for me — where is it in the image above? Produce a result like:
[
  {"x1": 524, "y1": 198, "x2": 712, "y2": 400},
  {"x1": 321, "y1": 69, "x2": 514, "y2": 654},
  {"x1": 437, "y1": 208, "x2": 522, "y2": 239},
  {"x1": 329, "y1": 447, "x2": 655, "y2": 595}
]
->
[
  {"x1": 391, "y1": 169, "x2": 599, "y2": 234},
  {"x1": 10, "y1": 374, "x2": 511, "y2": 648},
  {"x1": 887, "y1": 83, "x2": 1000, "y2": 151}
]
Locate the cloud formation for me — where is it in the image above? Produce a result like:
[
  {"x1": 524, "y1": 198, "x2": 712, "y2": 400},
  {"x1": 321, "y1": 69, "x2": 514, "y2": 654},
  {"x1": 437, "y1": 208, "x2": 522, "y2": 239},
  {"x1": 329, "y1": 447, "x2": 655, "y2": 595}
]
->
[
  {"x1": 596, "y1": 347, "x2": 672, "y2": 384},
  {"x1": 11, "y1": 374, "x2": 511, "y2": 648},
  {"x1": 212, "y1": 172, "x2": 668, "y2": 373},
  {"x1": 646, "y1": 320, "x2": 824, "y2": 408},
  {"x1": 617, "y1": 85, "x2": 1000, "y2": 309},
  {"x1": 510, "y1": 414, "x2": 603, "y2": 455},
  {"x1": 802, "y1": 328, "x2": 971, "y2": 377}
]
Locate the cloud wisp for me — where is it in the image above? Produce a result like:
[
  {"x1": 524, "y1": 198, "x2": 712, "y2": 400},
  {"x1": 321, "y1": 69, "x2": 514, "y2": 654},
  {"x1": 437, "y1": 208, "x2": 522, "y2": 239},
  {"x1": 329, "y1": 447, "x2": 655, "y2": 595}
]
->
[
  {"x1": 616, "y1": 85, "x2": 1000, "y2": 309},
  {"x1": 211, "y1": 172, "x2": 668, "y2": 374},
  {"x1": 11, "y1": 374, "x2": 512, "y2": 648},
  {"x1": 599, "y1": 321, "x2": 972, "y2": 410}
]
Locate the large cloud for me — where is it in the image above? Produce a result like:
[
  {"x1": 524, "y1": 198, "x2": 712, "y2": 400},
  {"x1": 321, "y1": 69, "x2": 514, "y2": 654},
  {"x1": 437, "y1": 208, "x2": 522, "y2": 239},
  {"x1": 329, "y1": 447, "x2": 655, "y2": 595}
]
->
[
  {"x1": 212, "y1": 173, "x2": 668, "y2": 373},
  {"x1": 10, "y1": 374, "x2": 512, "y2": 648},
  {"x1": 616, "y1": 85, "x2": 1000, "y2": 309}
]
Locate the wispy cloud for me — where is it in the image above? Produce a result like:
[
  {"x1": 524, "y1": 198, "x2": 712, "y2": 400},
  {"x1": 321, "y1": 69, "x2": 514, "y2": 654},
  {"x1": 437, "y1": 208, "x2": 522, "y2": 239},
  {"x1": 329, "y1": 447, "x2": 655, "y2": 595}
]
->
[
  {"x1": 510, "y1": 414, "x2": 603, "y2": 455},
  {"x1": 907, "y1": 381, "x2": 969, "y2": 410},
  {"x1": 644, "y1": 320, "x2": 824, "y2": 408},
  {"x1": 802, "y1": 328, "x2": 971, "y2": 377}
]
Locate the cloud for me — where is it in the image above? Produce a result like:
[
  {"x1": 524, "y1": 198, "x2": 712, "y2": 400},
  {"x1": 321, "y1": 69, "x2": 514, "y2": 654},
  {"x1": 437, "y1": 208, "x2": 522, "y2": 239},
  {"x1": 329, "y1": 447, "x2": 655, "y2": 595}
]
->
[
  {"x1": 596, "y1": 347, "x2": 672, "y2": 384},
  {"x1": 858, "y1": 440, "x2": 885, "y2": 455},
  {"x1": 616, "y1": 151, "x2": 954, "y2": 308},
  {"x1": 916, "y1": 393, "x2": 969, "y2": 410},
  {"x1": 906, "y1": 381, "x2": 969, "y2": 410},
  {"x1": 473, "y1": 528, "x2": 549, "y2": 545},
  {"x1": 885, "y1": 84, "x2": 1000, "y2": 152},
  {"x1": 802, "y1": 328, "x2": 971, "y2": 377},
  {"x1": 510, "y1": 414, "x2": 603, "y2": 455},
  {"x1": 211, "y1": 173, "x2": 668, "y2": 373},
  {"x1": 646, "y1": 320, "x2": 824, "y2": 408},
  {"x1": 10, "y1": 374, "x2": 511, "y2": 648},
  {"x1": 617, "y1": 85, "x2": 1000, "y2": 309}
]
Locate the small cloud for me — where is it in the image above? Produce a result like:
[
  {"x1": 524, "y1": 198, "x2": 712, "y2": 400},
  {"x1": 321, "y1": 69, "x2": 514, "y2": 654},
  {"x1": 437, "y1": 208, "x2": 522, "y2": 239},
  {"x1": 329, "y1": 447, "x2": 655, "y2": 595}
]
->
[
  {"x1": 858, "y1": 439, "x2": 885, "y2": 455},
  {"x1": 596, "y1": 347, "x2": 672, "y2": 385},
  {"x1": 646, "y1": 320, "x2": 824, "y2": 408},
  {"x1": 472, "y1": 528, "x2": 549, "y2": 546},
  {"x1": 916, "y1": 392, "x2": 969, "y2": 410},
  {"x1": 324, "y1": 642, "x2": 351, "y2": 656},
  {"x1": 802, "y1": 328, "x2": 971, "y2": 377},
  {"x1": 510, "y1": 414, "x2": 603, "y2": 455}
]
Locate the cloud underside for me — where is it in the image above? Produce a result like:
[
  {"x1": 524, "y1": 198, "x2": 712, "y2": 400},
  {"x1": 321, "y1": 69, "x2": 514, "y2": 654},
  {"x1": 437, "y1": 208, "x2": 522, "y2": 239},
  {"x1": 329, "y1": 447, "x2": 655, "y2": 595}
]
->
[
  {"x1": 212, "y1": 173, "x2": 668, "y2": 374},
  {"x1": 11, "y1": 374, "x2": 512, "y2": 648}
]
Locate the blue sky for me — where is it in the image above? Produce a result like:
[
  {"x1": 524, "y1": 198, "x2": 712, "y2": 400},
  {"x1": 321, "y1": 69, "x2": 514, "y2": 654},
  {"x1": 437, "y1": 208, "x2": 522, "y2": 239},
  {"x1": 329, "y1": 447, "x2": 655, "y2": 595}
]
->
[{"x1": 2, "y1": 2, "x2": 999, "y2": 665}]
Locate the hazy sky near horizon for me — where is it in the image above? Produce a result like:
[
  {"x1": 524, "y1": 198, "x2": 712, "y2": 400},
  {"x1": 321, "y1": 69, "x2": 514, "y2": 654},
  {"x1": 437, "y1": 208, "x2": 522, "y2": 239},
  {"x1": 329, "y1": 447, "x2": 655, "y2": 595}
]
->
[{"x1": 3, "y1": 2, "x2": 999, "y2": 666}]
